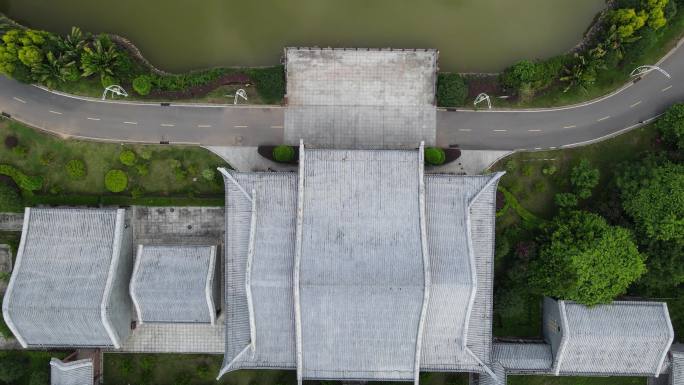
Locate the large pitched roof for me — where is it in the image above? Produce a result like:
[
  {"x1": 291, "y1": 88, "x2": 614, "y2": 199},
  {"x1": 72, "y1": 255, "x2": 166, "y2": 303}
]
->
[
  {"x1": 2, "y1": 208, "x2": 132, "y2": 348},
  {"x1": 552, "y1": 300, "x2": 674, "y2": 376},
  {"x1": 218, "y1": 145, "x2": 502, "y2": 383},
  {"x1": 130, "y1": 245, "x2": 218, "y2": 324},
  {"x1": 50, "y1": 358, "x2": 93, "y2": 385}
]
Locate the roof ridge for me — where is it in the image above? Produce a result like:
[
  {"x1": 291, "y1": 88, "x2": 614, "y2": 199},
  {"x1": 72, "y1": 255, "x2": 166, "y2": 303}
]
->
[
  {"x1": 294, "y1": 140, "x2": 305, "y2": 385},
  {"x1": 414, "y1": 141, "x2": 431, "y2": 385},
  {"x1": 246, "y1": 189, "x2": 258, "y2": 358}
]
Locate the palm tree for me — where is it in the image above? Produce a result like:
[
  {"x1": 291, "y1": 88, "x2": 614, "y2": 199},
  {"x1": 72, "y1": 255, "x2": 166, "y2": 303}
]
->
[
  {"x1": 80, "y1": 35, "x2": 119, "y2": 79},
  {"x1": 560, "y1": 54, "x2": 597, "y2": 94},
  {"x1": 59, "y1": 26, "x2": 87, "y2": 62},
  {"x1": 32, "y1": 51, "x2": 75, "y2": 89}
]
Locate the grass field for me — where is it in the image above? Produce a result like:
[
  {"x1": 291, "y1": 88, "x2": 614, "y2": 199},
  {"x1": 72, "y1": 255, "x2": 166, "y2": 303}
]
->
[{"x1": 0, "y1": 119, "x2": 228, "y2": 202}]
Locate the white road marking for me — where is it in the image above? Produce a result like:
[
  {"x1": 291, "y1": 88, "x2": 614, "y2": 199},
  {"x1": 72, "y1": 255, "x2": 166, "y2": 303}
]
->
[
  {"x1": 197, "y1": 124, "x2": 212, "y2": 128},
  {"x1": 458, "y1": 129, "x2": 472, "y2": 132},
  {"x1": 563, "y1": 125, "x2": 576, "y2": 129},
  {"x1": 597, "y1": 116, "x2": 610, "y2": 122},
  {"x1": 493, "y1": 129, "x2": 507, "y2": 132},
  {"x1": 534, "y1": 147, "x2": 542, "y2": 150},
  {"x1": 235, "y1": 125, "x2": 248, "y2": 128},
  {"x1": 270, "y1": 125, "x2": 284, "y2": 129},
  {"x1": 528, "y1": 129, "x2": 542, "y2": 132},
  {"x1": 662, "y1": 85, "x2": 673, "y2": 92},
  {"x1": 48, "y1": 110, "x2": 62, "y2": 115},
  {"x1": 630, "y1": 101, "x2": 642, "y2": 108},
  {"x1": 160, "y1": 123, "x2": 175, "y2": 127},
  {"x1": 123, "y1": 121, "x2": 138, "y2": 125},
  {"x1": 87, "y1": 117, "x2": 100, "y2": 121},
  {"x1": 12, "y1": 97, "x2": 26, "y2": 103},
  {"x1": 549, "y1": 146, "x2": 557, "y2": 149}
]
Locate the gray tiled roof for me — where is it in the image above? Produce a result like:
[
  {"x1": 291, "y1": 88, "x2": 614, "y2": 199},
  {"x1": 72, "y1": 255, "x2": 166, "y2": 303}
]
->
[
  {"x1": 552, "y1": 300, "x2": 674, "y2": 376},
  {"x1": 492, "y1": 343, "x2": 553, "y2": 373},
  {"x1": 130, "y1": 245, "x2": 218, "y2": 324},
  {"x1": 218, "y1": 147, "x2": 502, "y2": 383},
  {"x1": 50, "y1": 358, "x2": 93, "y2": 385},
  {"x1": 297, "y1": 148, "x2": 426, "y2": 381},
  {"x1": 672, "y1": 349, "x2": 683, "y2": 385},
  {"x1": 2, "y1": 208, "x2": 132, "y2": 348}
]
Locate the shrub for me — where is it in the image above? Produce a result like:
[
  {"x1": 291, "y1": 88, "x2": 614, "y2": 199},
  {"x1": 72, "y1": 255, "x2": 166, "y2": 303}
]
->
[
  {"x1": 119, "y1": 149, "x2": 136, "y2": 166},
  {"x1": 202, "y1": 168, "x2": 216, "y2": 181},
  {"x1": 135, "y1": 163, "x2": 148, "y2": 176},
  {"x1": 101, "y1": 74, "x2": 118, "y2": 89},
  {"x1": 132, "y1": 75, "x2": 152, "y2": 96},
  {"x1": 140, "y1": 148, "x2": 153, "y2": 160},
  {"x1": 65, "y1": 159, "x2": 87, "y2": 180},
  {"x1": 424, "y1": 147, "x2": 446, "y2": 166},
  {"x1": 12, "y1": 145, "x2": 28, "y2": 158},
  {"x1": 273, "y1": 145, "x2": 295, "y2": 163},
  {"x1": 246, "y1": 66, "x2": 285, "y2": 104},
  {"x1": 0, "y1": 314, "x2": 12, "y2": 338},
  {"x1": 436, "y1": 73, "x2": 467, "y2": 107},
  {"x1": 505, "y1": 160, "x2": 518, "y2": 174},
  {"x1": 521, "y1": 164, "x2": 534, "y2": 176},
  {"x1": 104, "y1": 169, "x2": 128, "y2": 192},
  {"x1": 39, "y1": 152, "x2": 56, "y2": 166},
  {"x1": 174, "y1": 167, "x2": 187, "y2": 181},
  {"x1": 4, "y1": 135, "x2": 18, "y2": 149},
  {"x1": 554, "y1": 192, "x2": 578, "y2": 208},
  {"x1": 0, "y1": 164, "x2": 43, "y2": 191},
  {"x1": 0, "y1": 182, "x2": 22, "y2": 212},
  {"x1": 542, "y1": 164, "x2": 557, "y2": 175},
  {"x1": 570, "y1": 158, "x2": 599, "y2": 199},
  {"x1": 131, "y1": 185, "x2": 144, "y2": 199}
]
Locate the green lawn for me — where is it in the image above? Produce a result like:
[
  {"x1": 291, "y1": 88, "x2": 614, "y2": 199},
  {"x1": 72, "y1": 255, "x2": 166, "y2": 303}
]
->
[{"x1": 0, "y1": 119, "x2": 228, "y2": 205}]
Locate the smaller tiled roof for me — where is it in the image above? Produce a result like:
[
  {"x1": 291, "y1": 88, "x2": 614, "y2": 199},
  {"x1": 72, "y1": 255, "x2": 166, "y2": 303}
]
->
[
  {"x1": 130, "y1": 245, "x2": 217, "y2": 324},
  {"x1": 492, "y1": 343, "x2": 553, "y2": 373},
  {"x1": 672, "y1": 347, "x2": 683, "y2": 385},
  {"x1": 553, "y1": 300, "x2": 674, "y2": 376},
  {"x1": 50, "y1": 358, "x2": 93, "y2": 385}
]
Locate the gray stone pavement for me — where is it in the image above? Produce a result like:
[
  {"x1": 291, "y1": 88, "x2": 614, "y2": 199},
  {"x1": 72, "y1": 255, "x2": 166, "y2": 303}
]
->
[
  {"x1": 205, "y1": 146, "x2": 297, "y2": 172},
  {"x1": 0, "y1": 213, "x2": 23, "y2": 231},
  {"x1": 120, "y1": 315, "x2": 224, "y2": 354},
  {"x1": 426, "y1": 150, "x2": 512, "y2": 175}
]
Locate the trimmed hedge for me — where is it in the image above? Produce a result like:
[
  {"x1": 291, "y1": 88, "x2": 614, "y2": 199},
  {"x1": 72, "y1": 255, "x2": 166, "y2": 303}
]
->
[
  {"x1": 436, "y1": 73, "x2": 468, "y2": 107},
  {"x1": 65, "y1": 159, "x2": 87, "y2": 180},
  {"x1": 246, "y1": 66, "x2": 285, "y2": 104},
  {"x1": 0, "y1": 164, "x2": 43, "y2": 191},
  {"x1": 273, "y1": 145, "x2": 295, "y2": 163},
  {"x1": 132, "y1": 75, "x2": 152, "y2": 96},
  {"x1": 104, "y1": 169, "x2": 128, "y2": 192},
  {"x1": 424, "y1": 147, "x2": 446, "y2": 166}
]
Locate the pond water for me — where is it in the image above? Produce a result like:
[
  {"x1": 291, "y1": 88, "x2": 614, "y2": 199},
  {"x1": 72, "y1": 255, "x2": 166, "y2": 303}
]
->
[{"x1": 0, "y1": 0, "x2": 605, "y2": 73}]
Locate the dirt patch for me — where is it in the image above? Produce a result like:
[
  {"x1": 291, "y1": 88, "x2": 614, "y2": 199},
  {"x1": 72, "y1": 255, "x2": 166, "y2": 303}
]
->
[
  {"x1": 143, "y1": 73, "x2": 252, "y2": 100},
  {"x1": 466, "y1": 75, "x2": 502, "y2": 100}
]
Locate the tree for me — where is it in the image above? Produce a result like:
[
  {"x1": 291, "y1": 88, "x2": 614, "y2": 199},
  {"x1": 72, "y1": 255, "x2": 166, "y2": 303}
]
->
[
  {"x1": 655, "y1": 103, "x2": 684, "y2": 150},
  {"x1": 529, "y1": 211, "x2": 646, "y2": 306},
  {"x1": 554, "y1": 192, "x2": 578, "y2": 209},
  {"x1": 104, "y1": 169, "x2": 128, "y2": 192},
  {"x1": 570, "y1": 158, "x2": 599, "y2": 199},
  {"x1": 501, "y1": 60, "x2": 537, "y2": 90},
  {"x1": 32, "y1": 51, "x2": 74, "y2": 89},
  {"x1": 272, "y1": 145, "x2": 295, "y2": 163},
  {"x1": 119, "y1": 149, "x2": 136, "y2": 166},
  {"x1": 80, "y1": 35, "x2": 120, "y2": 81},
  {"x1": 436, "y1": 73, "x2": 467, "y2": 107},
  {"x1": 65, "y1": 159, "x2": 87, "y2": 180},
  {"x1": 58, "y1": 26, "x2": 87, "y2": 62},
  {"x1": 611, "y1": 8, "x2": 648, "y2": 38},
  {"x1": 560, "y1": 54, "x2": 598, "y2": 94},
  {"x1": 637, "y1": 239, "x2": 684, "y2": 295},
  {"x1": 132, "y1": 75, "x2": 152, "y2": 96},
  {"x1": 617, "y1": 160, "x2": 684, "y2": 242},
  {"x1": 424, "y1": 147, "x2": 446, "y2": 166}
]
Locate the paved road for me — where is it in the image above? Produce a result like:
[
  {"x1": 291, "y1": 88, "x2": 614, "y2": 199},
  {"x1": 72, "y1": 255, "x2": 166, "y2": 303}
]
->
[{"x1": 0, "y1": 38, "x2": 682, "y2": 150}]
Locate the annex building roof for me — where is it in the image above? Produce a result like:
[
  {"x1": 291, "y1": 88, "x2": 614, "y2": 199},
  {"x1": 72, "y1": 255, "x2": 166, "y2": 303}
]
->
[
  {"x1": 284, "y1": 48, "x2": 438, "y2": 149},
  {"x1": 549, "y1": 299, "x2": 674, "y2": 377},
  {"x1": 130, "y1": 245, "x2": 218, "y2": 324},
  {"x1": 50, "y1": 358, "x2": 94, "y2": 385},
  {"x1": 2, "y1": 208, "x2": 132, "y2": 348},
  {"x1": 218, "y1": 144, "x2": 502, "y2": 383}
]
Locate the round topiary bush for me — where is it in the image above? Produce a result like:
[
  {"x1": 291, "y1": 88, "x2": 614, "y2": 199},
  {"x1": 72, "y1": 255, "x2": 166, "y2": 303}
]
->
[
  {"x1": 119, "y1": 149, "x2": 136, "y2": 166},
  {"x1": 273, "y1": 145, "x2": 295, "y2": 163},
  {"x1": 424, "y1": 147, "x2": 446, "y2": 166},
  {"x1": 132, "y1": 75, "x2": 152, "y2": 96},
  {"x1": 65, "y1": 159, "x2": 87, "y2": 180},
  {"x1": 104, "y1": 169, "x2": 128, "y2": 193}
]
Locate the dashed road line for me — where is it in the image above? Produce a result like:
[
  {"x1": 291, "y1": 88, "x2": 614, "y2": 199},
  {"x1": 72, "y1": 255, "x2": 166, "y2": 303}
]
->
[
  {"x1": 197, "y1": 124, "x2": 212, "y2": 128},
  {"x1": 534, "y1": 147, "x2": 542, "y2": 150},
  {"x1": 662, "y1": 85, "x2": 673, "y2": 92},
  {"x1": 270, "y1": 125, "x2": 284, "y2": 129},
  {"x1": 630, "y1": 101, "x2": 642, "y2": 108},
  {"x1": 458, "y1": 128, "x2": 472, "y2": 132},
  {"x1": 48, "y1": 110, "x2": 62, "y2": 115},
  {"x1": 597, "y1": 116, "x2": 610, "y2": 122},
  {"x1": 12, "y1": 97, "x2": 26, "y2": 103},
  {"x1": 563, "y1": 125, "x2": 576, "y2": 129},
  {"x1": 528, "y1": 129, "x2": 542, "y2": 132},
  {"x1": 160, "y1": 123, "x2": 175, "y2": 127},
  {"x1": 123, "y1": 121, "x2": 138, "y2": 125},
  {"x1": 234, "y1": 125, "x2": 248, "y2": 128},
  {"x1": 493, "y1": 129, "x2": 507, "y2": 132},
  {"x1": 87, "y1": 117, "x2": 100, "y2": 121}
]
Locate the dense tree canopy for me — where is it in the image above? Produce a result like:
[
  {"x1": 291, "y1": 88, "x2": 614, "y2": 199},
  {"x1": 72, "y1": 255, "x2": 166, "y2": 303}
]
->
[
  {"x1": 529, "y1": 210, "x2": 646, "y2": 306},
  {"x1": 617, "y1": 160, "x2": 684, "y2": 242},
  {"x1": 570, "y1": 158, "x2": 600, "y2": 199},
  {"x1": 655, "y1": 103, "x2": 684, "y2": 150}
]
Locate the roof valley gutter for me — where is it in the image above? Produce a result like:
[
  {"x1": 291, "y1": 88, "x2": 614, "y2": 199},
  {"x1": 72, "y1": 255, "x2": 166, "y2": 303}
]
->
[
  {"x1": 293, "y1": 140, "x2": 306, "y2": 385},
  {"x1": 246, "y1": 190, "x2": 258, "y2": 357},
  {"x1": 1, "y1": 207, "x2": 31, "y2": 348},
  {"x1": 205, "y1": 246, "x2": 218, "y2": 326},
  {"x1": 414, "y1": 142, "x2": 431, "y2": 385},
  {"x1": 101, "y1": 209, "x2": 126, "y2": 349},
  {"x1": 554, "y1": 300, "x2": 571, "y2": 376}
]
